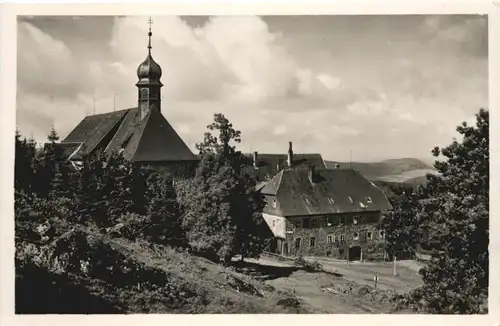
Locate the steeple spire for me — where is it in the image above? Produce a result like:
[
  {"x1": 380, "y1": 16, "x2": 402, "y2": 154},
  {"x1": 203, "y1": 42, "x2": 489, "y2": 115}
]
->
[
  {"x1": 147, "y1": 16, "x2": 153, "y2": 54},
  {"x1": 136, "y1": 16, "x2": 163, "y2": 120}
]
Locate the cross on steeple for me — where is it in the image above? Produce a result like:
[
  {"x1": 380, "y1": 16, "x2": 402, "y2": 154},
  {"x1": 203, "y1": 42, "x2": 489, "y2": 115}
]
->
[
  {"x1": 148, "y1": 16, "x2": 154, "y2": 31},
  {"x1": 147, "y1": 16, "x2": 154, "y2": 51}
]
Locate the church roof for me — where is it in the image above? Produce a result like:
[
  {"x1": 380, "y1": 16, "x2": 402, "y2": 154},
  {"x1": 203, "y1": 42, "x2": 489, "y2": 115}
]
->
[
  {"x1": 62, "y1": 109, "x2": 129, "y2": 156},
  {"x1": 104, "y1": 107, "x2": 199, "y2": 163},
  {"x1": 261, "y1": 167, "x2": 393, "y2": 217},
  {"x1": 61, "y1": 107, "x2": 198, "y2": 163}
]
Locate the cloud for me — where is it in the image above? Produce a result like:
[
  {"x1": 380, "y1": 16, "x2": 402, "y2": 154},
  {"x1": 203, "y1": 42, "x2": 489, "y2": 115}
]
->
[{"x1": 17, "y1": 15, "x2": 488, "y2": 161}]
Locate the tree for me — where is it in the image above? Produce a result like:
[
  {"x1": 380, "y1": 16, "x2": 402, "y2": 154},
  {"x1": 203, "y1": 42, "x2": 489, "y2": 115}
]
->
[
  {"x1": 142, "y1": 171, "x2": 185, "y2": 246},
  {"x1": 76, "y1": 151, "x2": 108, "y2": 226},
  {"x1": 177, "y1": 113, "x2": 268, "y2": 264},
  {"x1": 381, "y1": 192, "x2": 423, "y2": 258},
  {"x1": 195, "y1": 113, "x2": 242, "y2": 167},
  {"x1": 15, "y1": 130, "x2": 37, "y2": 194},
  {"x1": 32, "y1": 128, "x2": 68, "y2": 197},
  {"x1": 102, "y1": 151, "x2": 135, "y2": 225},
  {"x1": 409, "y1": 108, "x2": 489, "y2": 314}
]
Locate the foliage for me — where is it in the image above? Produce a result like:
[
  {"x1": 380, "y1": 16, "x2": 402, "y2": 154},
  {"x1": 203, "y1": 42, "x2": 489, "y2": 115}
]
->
[
  {"x1": 177, "y1": 113, "x2": 268, "y2": 264},
  {"x1": 15, "y1": 130, "x2": 38, "y2": 194},
  {"x1": 143, "y1": 172, "x2": 185, "y2": 246},
  {"x1": 32, "y1": 128, "x2": 70, "y2": 197},
  {"x1": 381, "y1": 191, "x2": 424, "y2": 257},
  {"x1": 403, "y1": 108, "x2": 489, "y2": 314},
  {"x1": 195, "y1": 113, "x2": 242, "y2": 160}
]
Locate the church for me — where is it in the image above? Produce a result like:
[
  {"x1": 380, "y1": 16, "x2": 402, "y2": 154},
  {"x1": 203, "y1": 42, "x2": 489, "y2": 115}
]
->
[{"x1": 56, "y1": 23, "x2": 199, "y2": 176}]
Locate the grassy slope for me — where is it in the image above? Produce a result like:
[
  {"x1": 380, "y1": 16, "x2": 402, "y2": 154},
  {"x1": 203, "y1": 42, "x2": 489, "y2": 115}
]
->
[{"x1": 16, "y1": 226, "x2": 305, "y2": 314}]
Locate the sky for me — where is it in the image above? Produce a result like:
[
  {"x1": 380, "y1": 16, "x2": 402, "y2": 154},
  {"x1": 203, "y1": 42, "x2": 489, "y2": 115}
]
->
[{"x1": 16, "y1": 15, "x2": 488, "y2": 162}]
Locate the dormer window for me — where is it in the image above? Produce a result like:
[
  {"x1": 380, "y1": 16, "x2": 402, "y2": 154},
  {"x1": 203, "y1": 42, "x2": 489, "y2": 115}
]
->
[
  {"x1": 327, "y1": 197, "x2": 335, "y2": 204},
  {"x1": 348, "y1": 196, "x2": 353, "y2": 204},
  {"x1": 359, "y1": 202, "x2": 366, "y2": 208},
  {"x1": 366, "y1": 197, "x2": 373, "y2": 204}
]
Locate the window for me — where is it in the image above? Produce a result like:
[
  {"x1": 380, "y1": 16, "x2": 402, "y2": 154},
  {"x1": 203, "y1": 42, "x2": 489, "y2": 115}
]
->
[
  {"x1": 272, "y1": 200, "x2": 277, "y2": 208},
  {"x1": 140, "y1": 88, "x2": 149, "y2": 99},
  {"x1": 366, "y1": 196, "x2": 373, "y2": 204},
  {"x1": 327, "y1": 216, "x2": 336, "y2": 226},
  {"x1": 339, "y1": 216, "x2": 345, "y2": 225},
  {"x1": 294, "y1": 221, "x2": 301, "y2": 229},
  {"x1": 353, "y1": 216, "x2": 358, "y2": 225},
  {"x1": 303, "y1": 218, "x2": 311, "y2": 229},
  {"x1": 272, "y1": 220, "x2": 276, "y2": 228},
  {"x1": 311, "y1": 219, "x2": 319, "y2": 228},
  {"x1": 310, "y1": 237, "x2": 316, "y2": 247},
  {"x1": 327, "y1": 197, "x2": 335, "y2": 204},
  {"x1": 327, "y1": 234, "x2": 335, "y2": 243},
  {"x1": 367, "y1": 231, "x2": 373, "y2": 240},
  {"x1": 348, "y1": 196, "x2": 354, "y2": 204},
  {"x1": 353, "y1": 232, "x2": 359, "y2": 241},
  {"x1": 339, "y1": 234, "x2": 345, "y2": 243},
  {"x1": 295, "y1": 238, "x2": 302, "y2": 250}
]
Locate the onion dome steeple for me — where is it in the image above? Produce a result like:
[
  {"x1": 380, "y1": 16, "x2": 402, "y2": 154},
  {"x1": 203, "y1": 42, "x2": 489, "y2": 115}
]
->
[
  {"x1": 136, "y1": 18, "x2": 163, "y2": 85},
  {"x1": 136, "y1": 17, "x2": 163, "y2": 120}
]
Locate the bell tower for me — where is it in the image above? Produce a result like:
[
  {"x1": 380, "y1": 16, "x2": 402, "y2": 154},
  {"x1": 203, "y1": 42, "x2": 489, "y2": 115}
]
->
[{"x1": 136, "y1": 17, "x2": 163, "y2": 120}]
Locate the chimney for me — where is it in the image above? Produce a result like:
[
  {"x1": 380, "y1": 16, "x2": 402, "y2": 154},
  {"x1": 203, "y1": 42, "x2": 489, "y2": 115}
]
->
[
  {"x1": 253, "y1": 151, "x2": 258, "y2": 169},
  {"x1": 309, "y1": 165, "x2": 316, "y2": 183},
  {"x1": 287, "y1": 141, "x2": 293, "y2": 168}
]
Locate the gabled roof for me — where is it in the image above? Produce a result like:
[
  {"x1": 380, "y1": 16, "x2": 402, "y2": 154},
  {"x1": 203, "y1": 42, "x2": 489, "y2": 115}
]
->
[
  {"x1": 261, "y1": 167, "x2": 393, "y2": 217},
  {"x1": 132, "y1": 108, "x2": 199, "y2": 162},
  {"x1": 62, "y1": 109, "x2": 129, "y2": 156},
  {"x1": 242, "y1": 153, "x2": 326, "y2": 181},
  {"x1": 46, "y1": 142, "x2": 82, "y2": 159},
  {"x1": 104, "y1": 107, "x2": 199, "y2": 163}
]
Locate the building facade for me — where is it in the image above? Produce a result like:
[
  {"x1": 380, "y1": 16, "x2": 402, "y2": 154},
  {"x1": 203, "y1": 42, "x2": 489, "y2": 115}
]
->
[{"x1": 260, "y1": 159, "x2": 393, "y2": 261}]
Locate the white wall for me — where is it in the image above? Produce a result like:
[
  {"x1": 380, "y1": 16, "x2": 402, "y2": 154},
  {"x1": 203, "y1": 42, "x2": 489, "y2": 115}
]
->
[{"x1": 262, "y1": 213, "x2": 287, "y2": 239}]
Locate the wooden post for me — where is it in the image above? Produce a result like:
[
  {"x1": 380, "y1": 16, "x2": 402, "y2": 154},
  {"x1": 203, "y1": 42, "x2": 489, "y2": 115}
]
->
[
  {"x1": 393, "y1": 255, "x2": 397, "y2": 275},
  {"x1": 374, "y1": 273, "x2": 379, "y2": 289},
  {"x1": 360, "y1": 248, "x2": 363, "y2": 263}
]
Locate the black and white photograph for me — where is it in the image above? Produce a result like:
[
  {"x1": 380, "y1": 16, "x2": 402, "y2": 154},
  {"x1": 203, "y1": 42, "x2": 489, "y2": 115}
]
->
[{"x1": 7, "y1": 9, "x2": 491, "y2": 316}]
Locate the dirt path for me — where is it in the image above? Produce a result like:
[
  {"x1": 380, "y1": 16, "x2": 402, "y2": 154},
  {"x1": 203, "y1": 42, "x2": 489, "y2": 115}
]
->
[
  {"x1": 312, "y1": 258, "x2": 423, "y2": 293},
  {"x1": 243, "y1": 256, "x2": 423, "y2": 313}
]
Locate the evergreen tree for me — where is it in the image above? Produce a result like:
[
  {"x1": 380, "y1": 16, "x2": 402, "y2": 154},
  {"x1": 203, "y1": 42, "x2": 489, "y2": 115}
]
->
[
  {"x1": 33, "y1": 127, "x2": 66, "y2": 197},
  {"x1": 15, "y1": 130, "x2": 37, "y2": 193},
  {"x1": 409, "y1": 108, "x2": 489, "y2": 313},
  {"x1": 103, "y1": 151, "x2": 135, "y2": 225},
  {"x1": 77, "y1": 151, "x2": 108, "y2": 226}
]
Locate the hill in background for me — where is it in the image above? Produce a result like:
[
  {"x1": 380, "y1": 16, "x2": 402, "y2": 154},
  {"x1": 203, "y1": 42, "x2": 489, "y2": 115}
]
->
[{"x1": 325, "y1": 158, "x2": 437, "y2": 186}]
